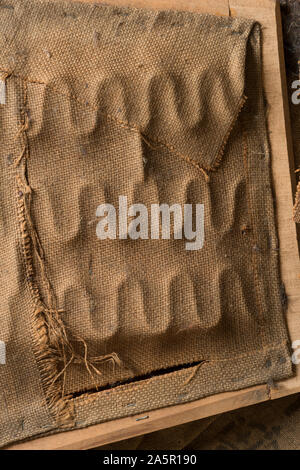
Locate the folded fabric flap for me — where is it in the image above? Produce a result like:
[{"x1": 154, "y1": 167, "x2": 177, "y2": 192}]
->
[{"x1": 0, "y1": 1, "x2": 255, "y2": 170}]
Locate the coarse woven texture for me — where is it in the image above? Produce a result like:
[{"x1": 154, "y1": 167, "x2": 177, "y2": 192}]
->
[
  {"x1": 0, "y1": 0, "x2": 293, "y2": 447},
  {"x1": 101, "y1": 1, "x2": 300, "y2": 451}
]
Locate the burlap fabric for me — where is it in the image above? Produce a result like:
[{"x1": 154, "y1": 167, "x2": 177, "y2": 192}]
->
[{"x1": 0, "y1": 0, "x2": 293, "y2": 447}]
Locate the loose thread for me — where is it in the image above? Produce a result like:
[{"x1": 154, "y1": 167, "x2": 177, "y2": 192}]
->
[
  {"x1": 182, "y1": 361, "x2": 207, "y2": 387},
  {"x1": 14, "y1": 79, "x2": 122, "y2": 426}
]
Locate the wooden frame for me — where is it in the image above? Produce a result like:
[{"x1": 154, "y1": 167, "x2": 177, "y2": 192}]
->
[{"x1": 9, "y1": 0, "x2": 300, "y2": 450}]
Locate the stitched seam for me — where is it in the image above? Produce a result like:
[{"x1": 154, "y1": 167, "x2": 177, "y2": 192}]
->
[
  {"x1": 208, "y1": 94, "x2": 247, "y2": 171},
  {"x1": 2, "y1": 71, "x2": 209, "y2": 178},
  {"x1": 1, "y1": 70, "x2": 241, "y2": 179},
  {"x1": 14, "y1": 78, "x2": 75, "y2": 428},
  {"x1": 242, "y1": 130, "x2": 264, "y2": 342},
  {"x1": 7, "y1": 75, "x2": 269, "y2": 411}
]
